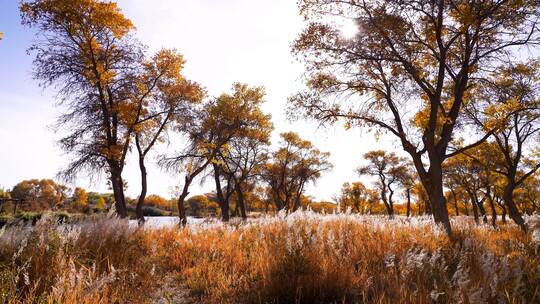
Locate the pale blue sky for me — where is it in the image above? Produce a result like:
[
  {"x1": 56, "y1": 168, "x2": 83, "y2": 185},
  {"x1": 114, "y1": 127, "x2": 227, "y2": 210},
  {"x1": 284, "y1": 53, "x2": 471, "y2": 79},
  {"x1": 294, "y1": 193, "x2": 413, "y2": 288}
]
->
[{"x1": 0, "y1": 0, "x2": 396, "y2": 200}]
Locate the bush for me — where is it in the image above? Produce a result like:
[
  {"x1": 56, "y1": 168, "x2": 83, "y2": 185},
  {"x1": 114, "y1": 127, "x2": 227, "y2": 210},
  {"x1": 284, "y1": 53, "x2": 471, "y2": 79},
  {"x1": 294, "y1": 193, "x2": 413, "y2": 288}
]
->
[
  {"x1": 15, "y1": 211, "x2": 42, "y2": 224},
  {"x1": 142, "y1": 206, "x2": 169, "y2": 217}
]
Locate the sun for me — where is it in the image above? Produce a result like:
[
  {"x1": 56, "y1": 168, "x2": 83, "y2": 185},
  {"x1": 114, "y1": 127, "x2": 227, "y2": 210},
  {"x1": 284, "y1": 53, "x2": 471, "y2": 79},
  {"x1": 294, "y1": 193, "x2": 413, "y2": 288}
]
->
[{"x1": 340, "y1": 18, "x2": 358, "y2": 39}]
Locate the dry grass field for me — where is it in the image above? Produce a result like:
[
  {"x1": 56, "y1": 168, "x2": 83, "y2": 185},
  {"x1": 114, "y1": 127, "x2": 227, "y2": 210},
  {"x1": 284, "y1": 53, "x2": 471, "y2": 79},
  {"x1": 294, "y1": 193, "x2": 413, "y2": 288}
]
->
[{"x1": 0, "y1": 212, "x2": 539, "y2": 303}]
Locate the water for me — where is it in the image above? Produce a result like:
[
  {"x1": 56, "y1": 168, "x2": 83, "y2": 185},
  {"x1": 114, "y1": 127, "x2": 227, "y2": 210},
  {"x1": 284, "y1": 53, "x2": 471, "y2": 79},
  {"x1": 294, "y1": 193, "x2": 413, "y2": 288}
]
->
[{"x1": 128, "y1": 216, "x2": 206, "y2": 228}]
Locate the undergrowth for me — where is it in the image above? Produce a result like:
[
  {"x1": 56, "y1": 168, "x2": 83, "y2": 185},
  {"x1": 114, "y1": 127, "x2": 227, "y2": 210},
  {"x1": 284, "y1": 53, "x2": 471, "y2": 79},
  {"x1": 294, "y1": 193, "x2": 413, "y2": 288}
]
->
[{"x1": 0, "y1": 212, "x2": 538, "y2": 303}]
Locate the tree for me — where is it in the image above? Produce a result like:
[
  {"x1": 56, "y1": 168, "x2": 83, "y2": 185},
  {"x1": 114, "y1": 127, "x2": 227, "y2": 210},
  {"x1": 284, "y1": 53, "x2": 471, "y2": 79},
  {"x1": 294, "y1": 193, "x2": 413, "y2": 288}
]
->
[
  {"x1": 264, "y1": 132, "x2": 332, "y2": 212},
  {"x1": 446, "y1": 142, "x2": 505, "y2": 226},
  {"x1": 0, "y1": 187, "x2": 10, "y2": 199},
  {"x1": 394, "y1": 164, "x2": 416, "y2": 217},
  {"x1": 219, "y1": 137, "x2": 271, "y2": 220},
  {"x1": 357, "y1": 150, "x2": 408, "y2": 217},
  {"x1": 162, "y1": 83, "x2": 270, "y2": 225},
  {"x1": 73, "y1": 187, "x2": 88, "y2": 208},
  {"x1": 11, "y1": 179, "x2": 68, "y2": 210},
  {"x1": 336, "y1": 182, "x2": 371, "y2": 213},
  {"x1": 207, "y1": 84, "x2": 272, "y2": 221},
  {"x1": 133, "y1": 49, "x2": 204, "y2": 223},
  {"x1": 467, "y1": 64, "x2": 540, "y2": 231},
  {"x1": 186, "y1": 195, "x2": 219, "y2": 217},
  {"x1": 290, "y1": 0, "x2": 540, "y2": 235},
  {"x1": 444, "y1": 151, "x2": 489, "y2": 224},
  {"x1": 20, "y1": 0, "x2": 182, "y2": 217},
  {"x1": 144, "y1": 194, "x2": 172, "y2": 210},
  {"x1": 515, "y1": 174, "x2": 540, "y2": 214},
  {"x1": 95, "y1": 196, "x2": 107, "y2": 209},
  {"x1": 412, "y1": 182, "x2": 430, "y2": 216},
  {"x1": 216, "y1": 113, "x2": 272, "y2": 219}
]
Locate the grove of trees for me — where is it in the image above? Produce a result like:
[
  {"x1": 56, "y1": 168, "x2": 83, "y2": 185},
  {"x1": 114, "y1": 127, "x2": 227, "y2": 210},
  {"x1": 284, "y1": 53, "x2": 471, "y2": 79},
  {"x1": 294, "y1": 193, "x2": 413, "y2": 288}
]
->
[
  {"x1": 290, "y1": 0, "x2": 540, "y2": 234},
  {"x1": 5, "y1": 0, "x2": 538, "y2": 236}
]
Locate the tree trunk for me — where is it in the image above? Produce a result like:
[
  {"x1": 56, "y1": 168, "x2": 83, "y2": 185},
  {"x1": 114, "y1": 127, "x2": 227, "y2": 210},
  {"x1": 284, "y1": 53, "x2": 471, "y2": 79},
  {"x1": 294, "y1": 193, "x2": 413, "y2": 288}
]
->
[
  {"x1": 109, "y1": 164, "x2": 127, "y2": 218},
  {"x1": 502, "y1": 183, "x2": 527, "y2": 232},
  {"x1": 292, "y1": 182, "x2": 306, "y2": 212},
  {"x1": 387, "y1": 187, "x2": 395, "y2": 217},
  {"x1": 486, "y1": 187, "x2": 497, "y2": 228},
  {"x1": 235, "y1": 183, "x2": 247, "y2": 220},
  {"x1": 213, "y1": 164, "x2": 229, "y2": 222},
  {"x1": 408, "y1": 150, "x2": 451, "y2": 235},
  {"x1": 489, "y1": 199, "x2": 497, "y2": 228},
  {"x1": 499, "y1": 201, "x2": 507, "y2": 223},
  {"x1": 421, "y1": 166, "x2": 452, "y2": 235},
  {"x1": 176, "y1": 175, "x2": 195, "y2": 227},
  {"x1": 424, "y1": 198, "x2": 432, "y2": 215},
  {"x1": 450, "y1": 188, "x2": 459, "y2": 216},
  {"x1": 136, "y1": 156, "x2": 147, "y2": 224},
  {"x1": 470, "y1": 197, "x2": 479, "y2": 224},
  {"x1": 380, "y1": 185, "x2": 393, "y2": 218},
  {"x1": 463, "y1": 199, "x2": 470, "y2": 216},
  {"x1": 477, "y1": 200, "x2": 488, "y2": 224},
  {"x1": 406, "y1": 189, "x2": 411, "y2": 217}
]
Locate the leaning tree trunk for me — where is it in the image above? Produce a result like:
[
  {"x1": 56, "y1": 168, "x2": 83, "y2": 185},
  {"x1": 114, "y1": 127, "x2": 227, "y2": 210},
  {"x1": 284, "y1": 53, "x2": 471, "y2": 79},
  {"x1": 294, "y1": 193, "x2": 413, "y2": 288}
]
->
[
  {"x1": 135, "y1": 156, "x2": 147, "y2": 224},
  {"x1": 502, "y1": 182, "x2": 527, "y2": 232},
  {"x1": 176, "y1": 176, "x2": 191, "y2": 227}
]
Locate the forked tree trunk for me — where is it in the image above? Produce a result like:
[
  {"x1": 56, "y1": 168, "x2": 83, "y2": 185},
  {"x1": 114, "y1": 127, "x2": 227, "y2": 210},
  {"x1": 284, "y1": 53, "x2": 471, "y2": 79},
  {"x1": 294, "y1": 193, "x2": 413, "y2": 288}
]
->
[
  {"x1": 486, "y1": 187, "x2": 497, "y2": 228},
  {"x1": 477, "y1": 198, "x2": 488, "y2": 224},
  {"x1": 407, "y1": 144, "x2": 452, "y2": 235},
  {"x1": 235, "y1": 184, "x2": 247, "y2": 220},
  {"x1": 213, "y1": 164, "x2": 229, "y2": 222},
  {"x1": 176, "y1": 175, "x2": 192, "y2": 227}
]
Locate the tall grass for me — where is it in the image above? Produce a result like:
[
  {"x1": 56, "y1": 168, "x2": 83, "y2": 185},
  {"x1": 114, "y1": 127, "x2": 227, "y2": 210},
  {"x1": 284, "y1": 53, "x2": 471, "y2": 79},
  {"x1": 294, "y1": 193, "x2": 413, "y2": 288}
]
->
[{"x1": 1, "y1": 212, "x2": 539, "y2": 303}]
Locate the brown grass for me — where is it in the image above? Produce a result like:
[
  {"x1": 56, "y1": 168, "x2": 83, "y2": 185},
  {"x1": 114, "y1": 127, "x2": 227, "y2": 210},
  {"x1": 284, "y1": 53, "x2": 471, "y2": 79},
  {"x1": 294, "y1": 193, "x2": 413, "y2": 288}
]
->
[{"x1": 0, "y1": 212, "x2": 538, "y2": 303}]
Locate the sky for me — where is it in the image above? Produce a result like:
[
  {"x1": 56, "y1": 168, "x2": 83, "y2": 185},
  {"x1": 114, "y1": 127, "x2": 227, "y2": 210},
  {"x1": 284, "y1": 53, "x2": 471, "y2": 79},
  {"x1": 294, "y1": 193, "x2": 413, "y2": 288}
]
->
[{"x1": 0, "y1": 0, "x2": 398, "y2": 201}]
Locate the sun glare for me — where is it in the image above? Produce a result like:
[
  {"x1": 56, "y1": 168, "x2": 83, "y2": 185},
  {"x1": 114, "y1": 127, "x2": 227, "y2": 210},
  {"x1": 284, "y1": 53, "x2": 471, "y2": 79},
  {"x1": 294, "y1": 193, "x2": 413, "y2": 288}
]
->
[{"x1": 340, "y1": 18, "x2": 358, "y2": 39}]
